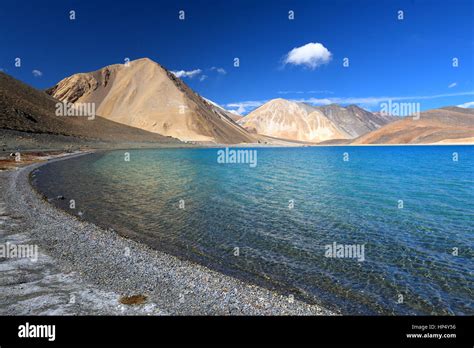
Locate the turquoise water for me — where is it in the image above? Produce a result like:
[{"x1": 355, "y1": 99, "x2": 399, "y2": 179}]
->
[{"x1": 32, "y1": 146, "x2": 474, "y2": 315}]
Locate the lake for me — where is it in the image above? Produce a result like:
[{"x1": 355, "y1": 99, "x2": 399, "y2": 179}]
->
[{"x1": 31, "y1": 146, "x2": 474, "y2": 315}]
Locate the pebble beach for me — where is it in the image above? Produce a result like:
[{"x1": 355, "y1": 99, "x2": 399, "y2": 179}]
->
[{"x1": 0, "y1": 152, "x2": 334, "y2": 315}]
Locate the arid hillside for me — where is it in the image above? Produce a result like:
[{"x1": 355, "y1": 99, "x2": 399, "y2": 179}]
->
[
  {"x1": 237, "y1": 99, "x2": 346, "y2": 143},
  {"x1": 353, "y1": 107, "x2": 474, "y2": 144},
  {"x1": 0, "y1": 71, "x2": 182, "y2": 150},
  {"x1": 47, "y1": 58, "x2": 255, "y2": 144},
  {"x1": 238, "y1": 99, "x2": 396, "y2": 143}
]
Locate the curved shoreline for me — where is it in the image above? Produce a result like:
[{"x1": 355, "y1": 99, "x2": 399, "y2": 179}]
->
[{"x1": 1, "y1": 152, "x2": 335, "y2": 315}]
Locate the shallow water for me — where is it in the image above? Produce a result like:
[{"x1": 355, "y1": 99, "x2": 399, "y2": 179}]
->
[{"x1": 32, "y1": 146, "x2": 474, "y2": 315}]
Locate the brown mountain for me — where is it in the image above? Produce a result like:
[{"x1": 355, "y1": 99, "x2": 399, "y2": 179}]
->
[
  {"x1": 353, "y1": 107, "x2": 474, "y2": 144},
  {"x1": 202, "y1": 97, "x2": 243, "y2": 122},
  {"x1": 237, "y1": 99, "x2": 346, "y2": 143},
  {"x1": 47, "y1": 58, "x2": 254, "y2": 144},
  {"x1": 228, "y1": 113, "x2": 243, "y2": 122},
  {"x1": 0, "y1": 71, "x2": 181, "y2": 148},
  {"x1": 237, "y1": 99, "x2": 396, "y2": 143},
  {"x1": 316, "y1": 104, "x2": 397, "y2": 138}
]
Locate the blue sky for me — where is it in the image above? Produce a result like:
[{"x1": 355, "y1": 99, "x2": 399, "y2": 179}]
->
[{"x1": 0, "y1": 0, "x2": 473, "y2": 114}]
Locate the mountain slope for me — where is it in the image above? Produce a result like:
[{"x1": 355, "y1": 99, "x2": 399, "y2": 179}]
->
[
  {"x1": 353, "y1": 107, "x2": 474, "y2": 144},
  {"x1": 237, "y1": 99, "x2": 398, "y2": 143},
  {"x1": 0, "y1": 71, "x2": 180, "y2": 144},
  {"x1": 47, "y1": 58, "x2": 255, "y2": 144},
  {"x1": 316, "y1": 104, "x2": 396, "y2": 138},
  {"x1": 202, "y1": 97, "x2": 243, "y2": 122},
  {"x1": 238, "y1": 99, "x2": 348, "y2": 143}
]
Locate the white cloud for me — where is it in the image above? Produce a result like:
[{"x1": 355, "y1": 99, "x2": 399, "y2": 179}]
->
[
  {"x1": 295, "y1": 98, "x2": 333, "y2": 105},
  {"x1": 457, "y1": 101, "x2": 474, "y2": 108},
  {"x1": 284, "y1": 42, "x2": 332, "y2": 69},
  {"x1": 172, "y1": 67, "x2": 226, "y2": 81},
  {"x1": 226, "y1": 100, "x2": 267, "y2": 115},
  {"x1": 211, "y1": 67, "x2": 227, "y2": 75},
  {"x1": 32, "y1": 69, "x2": 43, "y2": 77},
  {"x1": 171, "y1": 69, "x2": 202, "y2": 79},
  {"x1": 227, "y1": 107, "x2": 245, "y2": 115},
  {"x1": 448, "y1": 82, "x2": 457, "y2": 88}
]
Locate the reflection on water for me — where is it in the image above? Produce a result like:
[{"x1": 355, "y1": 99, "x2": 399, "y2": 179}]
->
[{"x1": 32, "y1": 146, "x2": 474, "y2": 315}]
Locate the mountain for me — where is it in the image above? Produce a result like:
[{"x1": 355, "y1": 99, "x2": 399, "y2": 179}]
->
[
  {"x1": 0, "y1": 71, "x2": 181, "y2": 149},
  {"x1": 353, "y1": 107, "x2": 474, "y2": 144},
  {"x1": 47, "y1": 58, "x2": 254, "y2": 144},
  {"x1": 237, "y1": 99, "x2": 346, "y2": 143},
  {"x1": 228, "y1": 113, "x2": 243, "y2": 122},
  {"x1": 237, "y1": 99, "x2": 397, "y2": 143},
  {"x1": 238, "y1": 99, "x2": 396, "y2": 143},
  {"x1": 316, "y1": 104, "x2": 396, "y2": 138},
  {"x1": 202, "y1": 98, "x2": 243, "y2": 122}
]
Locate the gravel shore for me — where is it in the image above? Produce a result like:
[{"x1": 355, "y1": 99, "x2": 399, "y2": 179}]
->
[{"x1": 0, "y1": 152, "x2": 335, "y2": 315}]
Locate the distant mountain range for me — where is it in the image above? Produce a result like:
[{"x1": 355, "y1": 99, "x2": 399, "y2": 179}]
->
[
  {"x1": 1, "y1": 57, "x2": 473, "y2": 148},
  {"x1": 237, "y1": 99, "x2": 398, "y2": 142}
]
